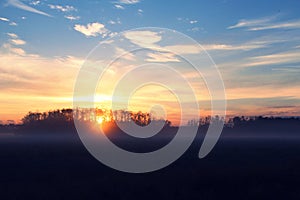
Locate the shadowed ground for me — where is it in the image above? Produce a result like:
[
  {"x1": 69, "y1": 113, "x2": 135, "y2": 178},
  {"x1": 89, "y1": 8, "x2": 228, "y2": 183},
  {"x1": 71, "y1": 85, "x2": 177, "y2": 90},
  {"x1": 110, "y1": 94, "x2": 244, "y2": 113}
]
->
[{"x1": 1, "y1": 132, "x2": 300, "y2": 199}]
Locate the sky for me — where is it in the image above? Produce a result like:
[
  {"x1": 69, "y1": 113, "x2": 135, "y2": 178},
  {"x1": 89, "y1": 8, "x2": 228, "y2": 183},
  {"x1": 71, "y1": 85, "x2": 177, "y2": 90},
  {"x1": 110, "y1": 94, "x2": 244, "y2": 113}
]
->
[{"x1": 1, "y1": 0, "x2": 300, "y2": 124}]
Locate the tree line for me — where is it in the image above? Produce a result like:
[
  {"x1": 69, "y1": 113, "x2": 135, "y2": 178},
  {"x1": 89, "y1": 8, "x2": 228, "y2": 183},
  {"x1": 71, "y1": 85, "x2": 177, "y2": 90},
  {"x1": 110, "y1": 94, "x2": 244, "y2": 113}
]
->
[
  {"x1": 1, "y1": 108, "x2": 300, "y2": 134},
  {"x1": 15, "y1": 108, "x2": 169, "y2": 134},
  {"x1": 21, "y1": 108, "x2": 166, "y2": 126},
  {"x1": 188, "y1": 115, "x2": 300, "y2": 134}
]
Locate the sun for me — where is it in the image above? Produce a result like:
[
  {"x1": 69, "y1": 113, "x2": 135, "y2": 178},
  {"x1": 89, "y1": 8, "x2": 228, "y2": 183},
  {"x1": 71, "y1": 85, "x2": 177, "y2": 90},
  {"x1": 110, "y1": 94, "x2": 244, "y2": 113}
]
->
[{"x1": 97, "y1": 117, "x2": 104, "y2": 124}]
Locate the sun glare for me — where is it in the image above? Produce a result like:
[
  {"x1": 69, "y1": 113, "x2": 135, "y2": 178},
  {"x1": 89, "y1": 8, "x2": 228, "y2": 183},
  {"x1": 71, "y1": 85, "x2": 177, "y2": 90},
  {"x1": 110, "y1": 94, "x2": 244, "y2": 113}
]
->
[{"x1": 97, "y1": 117, "x2": 104, "y2": 124}]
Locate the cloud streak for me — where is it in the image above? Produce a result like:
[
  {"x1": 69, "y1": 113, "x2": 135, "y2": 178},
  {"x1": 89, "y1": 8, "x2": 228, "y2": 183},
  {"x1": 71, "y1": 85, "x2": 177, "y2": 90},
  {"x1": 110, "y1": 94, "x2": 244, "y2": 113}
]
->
[
  {"x1": 114, "y1": 4, "x2": 124, "y2": 9},
  {"x1": 10, "y1": 39, "x2": 26, "y2": 45},
  {"x1": 202, "y1": 43, "x2": 265, "y2": 51},
  {"x1": 228, "y1": 15, "x2": 300, "y2": 31},
  {"x1": 2, "y1": 43, "x2": 26, "y2": 56},
  {"x1": 119, "y1": 0, "x2": 140, "y2": 4},
  {"x1": 0, "y1": 17, "x2": 10, "y2": 22},
  {"x1": 113, "y1": 0, "x2": 140, "y2": 10},
  {"x1": 227, "y1": 16, "x2": 274, "y2": 29},
  {"x1": 7, "y1": 33, "x2": 18, "y2": 38},
  {"x1": 244, "y1": 51, "x2": 300, "y2": 67},
  {"x1": 8, "y1": 0, "x2": 51, "y2": 17},
  {"x1": 249, "y1": 20, "x2": 300, "y2": 31},
  {"x1": 145, "y1": 52, "x2": 180, "y2": 63},
  {"x1": 64, "y1": 15, "x2": 80, "y2": 20},
  {"x1": 7, "y1": 33, "x2": 26, "y2": 45},
  {"x1": 9, "y1": 21, "x2": 17, "y2": 26}
]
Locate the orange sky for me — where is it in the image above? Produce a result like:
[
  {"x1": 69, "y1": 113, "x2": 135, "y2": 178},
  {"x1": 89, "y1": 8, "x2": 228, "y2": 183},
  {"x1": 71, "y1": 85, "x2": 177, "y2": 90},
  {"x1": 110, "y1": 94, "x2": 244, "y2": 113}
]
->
[{"x1": 1, "y1": 51, "x2": 299, "y2": 125}]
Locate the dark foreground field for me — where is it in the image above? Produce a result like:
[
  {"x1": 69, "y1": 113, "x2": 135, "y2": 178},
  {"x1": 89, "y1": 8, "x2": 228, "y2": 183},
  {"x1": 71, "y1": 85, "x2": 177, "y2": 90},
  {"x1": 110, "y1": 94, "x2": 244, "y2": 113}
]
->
[{"x1": 1, "y1": 133, "x2": 300, "y2": 199}]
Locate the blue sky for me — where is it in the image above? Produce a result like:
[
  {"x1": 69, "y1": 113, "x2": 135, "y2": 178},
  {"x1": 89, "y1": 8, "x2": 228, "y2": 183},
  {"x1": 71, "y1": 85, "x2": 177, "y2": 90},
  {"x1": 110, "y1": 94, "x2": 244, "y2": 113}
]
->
[
  {"x1": 1, "y1": 0, "x2": 299, "y2": 56},
  {"x1": 1, "y1": 0, "x2": 300, "y2": 123}
]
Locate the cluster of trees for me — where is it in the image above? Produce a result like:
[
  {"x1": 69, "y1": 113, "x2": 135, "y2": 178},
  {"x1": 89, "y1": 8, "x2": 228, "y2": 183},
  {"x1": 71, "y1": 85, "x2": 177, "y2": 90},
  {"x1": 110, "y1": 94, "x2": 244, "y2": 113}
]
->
[
  {"x1": 20, "y1": 109, "x2": 75, "y2": 133},
  {"x1": 187, "y1": 115, "x2": 300, "y2": 134},
  {"x1": 21, "y1": 108, "x2": 159, "y2": 125},
  {"x1": 22, "y1": 109, "x2": 73, "y2": 125},
  {"x1": 16, "y1": 108, "x2": 170, "y2": 134},
  {"x1": 226, "y1": 116, "x2": 300, "y2": 133},
  {"x1": 187, "y1": 116, "x2": 225, "y2": 127},
  {"x1": 118, "y1": 111, "x2": 152, "y2": 126},
  {"x1": 74, "y1": 108, "x2": 163, "y2": 126}
]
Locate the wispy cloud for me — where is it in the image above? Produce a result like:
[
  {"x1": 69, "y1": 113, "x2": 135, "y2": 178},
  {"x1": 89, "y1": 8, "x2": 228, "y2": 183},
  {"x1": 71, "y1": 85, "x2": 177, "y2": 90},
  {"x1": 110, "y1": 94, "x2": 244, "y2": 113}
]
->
[
  {"x1": 2, "y1": 43, "x2": 26, "y2": 56},
  {"x1": 272, "y1": 66, "x2": 300, "y2": 72},
  {"x1": 7, "y1": 33, "x2": 18, "y2": 38},
  {"x1": 249, "y1": 20, "x2": 300, "y2": 31},
  {"x1": 177, "y1": 17, "x2": 198, "y2": 24},
  {"x1": 4, "y1": 33, "x2": 26, "y2": 51},
  {"x1": 7, "y1": 33, "x2": 26, "y2": 45},
  {"x1": 0, "y1": 17, "x2": 10, "y2": 22},
  {"x1": 108, "y1": 19, "x2": 121, "y2": 25},
  {"x1": 0, "y1": 16, "x2": 17, "y2": 25},
  {"x1": 30, "y1": 0, "x2": 40, "y2": 6},
  {"x1": 202, "y1": 42, "x2": 265, "y2": 51},
  {"x1": 228, "y1": 15, "x2": 300, "y2": 31},
  {"x1": 114, "y1": 4, "x2": 124, "y2": 9},
  {"x1": 187, "y1": 27, "x2": 201, "y2": 32},
  {"x1": 163, "y1": 41, "x2": 265, "y2": 55},
  {"x1": 74, "y1": 22, "x2": 109, "y2": 37},
  {"x1": 227, "y1": 16, "x2": 274, "y2": 29},
  {"x1": 48, "y1": 4, "x2": 77, "y2": 12},
  {"x1": 123, "y1": 30, "x2": 265, "y2": 55},
  {"x1": 268, "y1": 105, "x2": 296, "y2": 109},
  {"x1": 145, "y1": 52, "x2": 180, "y2": 63},
  {"x1": 114, "y1": 47, "x2": 136, "y2": 61},
  {"x1": 119, "y1": 0, "x2": 140, "y2": 4},
  {"x1": 123, "y1": 30, "x2": 162, "y2": 48},
  {"x1": 244, "y1": 51, "x2": 300, "y2": 67},
  {"x1": 108, "y1": 20, "x2": 116, "y2": 25},
  {"x1": 113, "y1": 0, "x2": 140, "y2": 9},
  {"x1": 7, "y1": 0, "x2": 51, "y2": 17},
  {"x1": 64, "y1": 15, "x2": 80, "y2": 21},
  {"x1": 9, "y1": 21, "x2": 17, "y2": 26},
  {"x1": 162, "y1": 44, "x2": 201, "y2": 54},
  {"x1": 137, "y1": 9, "x2": 143, "y2": 15},
  {"x1": 177, "y1": 17, "x2": 200, "y2": 32},
  {"x1": 10, "y1": 39, "x2": 26, "y2": 45}
]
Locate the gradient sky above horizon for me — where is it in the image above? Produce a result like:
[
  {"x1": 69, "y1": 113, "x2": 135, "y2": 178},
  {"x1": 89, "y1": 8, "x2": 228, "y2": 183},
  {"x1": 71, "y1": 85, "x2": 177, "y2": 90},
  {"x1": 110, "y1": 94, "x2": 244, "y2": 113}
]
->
[{"x1": 1, "y1": 0, "x2": 300, "y2": 124}]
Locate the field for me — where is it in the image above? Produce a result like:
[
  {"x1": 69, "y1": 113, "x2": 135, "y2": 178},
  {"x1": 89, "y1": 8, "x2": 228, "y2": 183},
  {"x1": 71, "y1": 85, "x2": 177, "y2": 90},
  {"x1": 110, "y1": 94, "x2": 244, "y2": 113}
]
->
[{"x1": 1, "y1": 133, "x2": 300, "y2": 199}]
